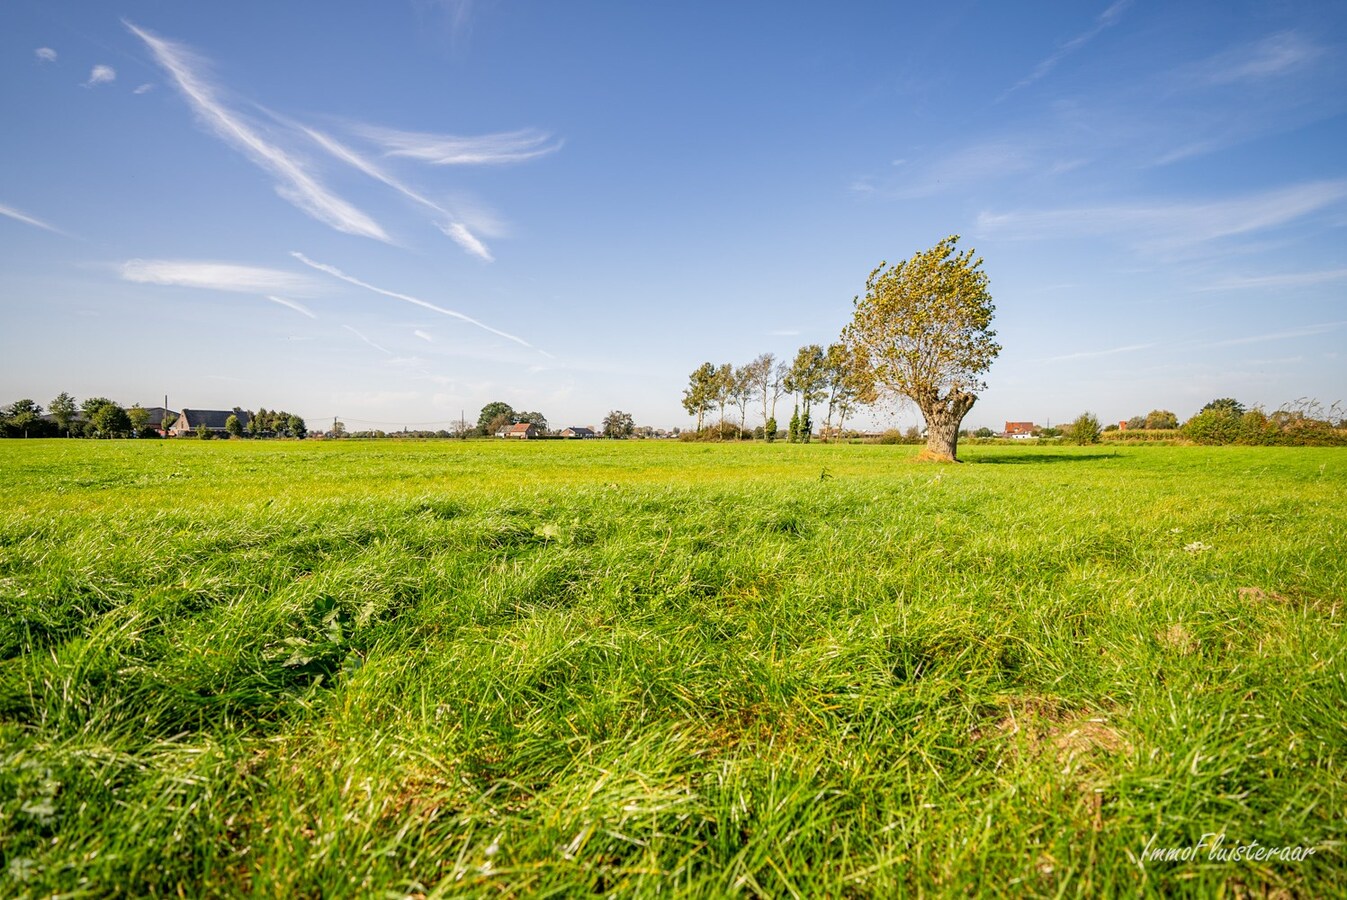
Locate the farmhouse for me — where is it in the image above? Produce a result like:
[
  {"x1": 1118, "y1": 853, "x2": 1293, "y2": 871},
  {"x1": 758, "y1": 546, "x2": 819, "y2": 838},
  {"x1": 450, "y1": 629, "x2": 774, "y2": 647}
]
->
[
  {"x1": 497, "y1": 422, "x2": 540, "y2": 439},
  {"x1": 1003, "y1": 421, "x2": 1036, "y2": 439},
  {"x1": 137, "y1": 407, "x2": 177, "y2": 435},
  {"x1": 560, "y1": 426, "x2": 597, "y2": 438},
  {"x1": 170, "y1": 407, "x2": 252, "y2": 436}
]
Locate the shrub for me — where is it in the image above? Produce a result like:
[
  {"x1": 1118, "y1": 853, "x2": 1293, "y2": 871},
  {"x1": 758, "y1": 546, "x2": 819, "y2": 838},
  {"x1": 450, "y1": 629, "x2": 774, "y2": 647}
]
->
[
  {"x1": 1065, "y1": 412, "x2": 1101, "y2": 445},
  {"x1": 1182, "y1": 409, "x2": 1242, "y2": 445}
]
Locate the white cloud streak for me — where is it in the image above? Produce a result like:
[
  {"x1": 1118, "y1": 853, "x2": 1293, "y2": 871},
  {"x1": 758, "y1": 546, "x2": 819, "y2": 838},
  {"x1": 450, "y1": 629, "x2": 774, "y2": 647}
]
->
[
  {"x1": 436, "y1": 221, "x2": 493, "y2": 261},
  {"x1": 85, "y1": 64, "x2": 116, "y2": 87},
  {"x1": 1199, "y1": 31, "x2": 1323, "y2": 86},
  {"x1": 1042, "y1": 342, "x2": 1157, "y2": 363},
  {"x1": 414, "y1": 329, "x2": 434, "y2": 343},
  {"x1": 976, "y1": 180, "x2": 1347, "y2": 251},
  {"x1": 0, "y1": 202, "x2": 66, "y2": 235},
  {"x1": 133, "y1": 83, "x2": 155, "y2": 95},
  {"x1": 121, "y1": 259, "x2": 318, "y2": 294},
  {"x1": 125, "y1": 22, "x2": 389, "y2": 242},
  {"x1": 1195, "y1": 321, "x2": 1346, "y2": 349},
  {"x1": 343, "y1": 324, "x2": 393, "y2": 355},
  {"x1": 357, "y1": 124, "x2": 561, "y2": 166},
  {"x1": 1198, "y1": 269, "x2": 1347, "y2": 292},
  {"x1": 294, "y1": 122, "x2": 494, "y2": 261},
  {"x1": 35, "y1": 47, "x2": 57, "y2": 63},
  {"x1": 266, "y1": 295, "x2": 317, "y2": 318},
  {"x1": 1004, "y1": 0, "x2": 1130, "y2": 97},
  {"x1": 292, "y1": 251, "x2": 546, "y2": 354}
]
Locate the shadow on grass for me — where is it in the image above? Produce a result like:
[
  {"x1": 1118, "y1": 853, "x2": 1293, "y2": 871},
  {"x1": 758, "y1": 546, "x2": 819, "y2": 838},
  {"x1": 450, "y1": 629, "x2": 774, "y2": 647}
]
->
[{"x1": 971, "y1": 453, "x2": 1118, "y2": 465}]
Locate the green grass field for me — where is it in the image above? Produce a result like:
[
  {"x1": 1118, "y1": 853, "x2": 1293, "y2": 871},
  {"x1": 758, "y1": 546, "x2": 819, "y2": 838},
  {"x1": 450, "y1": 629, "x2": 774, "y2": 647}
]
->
[{"x1": 1, "y1": 439, "x2": 1343, "y2": 897}]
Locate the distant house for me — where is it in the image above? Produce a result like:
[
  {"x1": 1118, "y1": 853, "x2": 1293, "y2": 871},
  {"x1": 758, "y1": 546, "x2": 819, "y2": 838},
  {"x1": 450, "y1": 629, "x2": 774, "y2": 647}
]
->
[
  {"x1": 170, "y1": 407, "x2": 252, "y2": 436},
  {"x1": 1003, "y1": 421, "x2": 1036, "y2": 439},
  {"x1": 497, "y1": 422, "x2": 539, "y2": 439},
  {"x1": 560, "y1": 426, "x2": 596, "y2": 439}
]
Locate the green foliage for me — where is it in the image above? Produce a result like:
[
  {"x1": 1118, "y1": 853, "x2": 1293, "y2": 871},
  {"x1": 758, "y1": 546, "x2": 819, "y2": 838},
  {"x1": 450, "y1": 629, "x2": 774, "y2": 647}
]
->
[
  {"x1": 602, "y1": 410, "x2": 635, "y2": 438},
  {"x1": 787, "y1": 404, "x2": 800, "y2": 443},
  {"x1": 516, "y1": 411, "x2": 548, "y2": 433},
  {"x1": 681, "y1": 363, "x2": 716, "y2": 433},
  {"x1": 195, "y1": 423, "x2": 211, "y2": 440},
  {"x1": 1182, "y1": 408, "x2": 1242, "y2": 445},
  {"x1": 1065, "y1": 411, "x2": 1102, "y2": 445},
  {"x1": 784, "y1": 344, "x2": 826, "y2": 409},
  {"x1": 225, "y1": 414, "x2": 243, "y2": 438},
  {"x1": 1201, "y1": 397, "x2": 1246, "y2": 417},
  {"x1": 4, "y1": 399, "x2": 42, "y2": 438},
  {"x1": 87, "y1": 400, "x2": 131, "y2": 438},
  {"x1": 248, "y1": 409, "x2": 304, "y2": 438},
  {"x1": 843, "y1": 235, "x2": 998, "y2": 461},
  {"x1": 1101, "y1": 428, "x2": 1183, "y2": 444},
  {"x1": 477, "y1": 401, "x2": 515, "y2": 436},
  {"x1": 49, "y1": 392, "x2": 78, "y2": 436},
  {"x1": 974, "y1": 427, "x2": 994, "y2": 438},
  {"x1": 1145, "y1": 409, "x2": 1179, "y2": 430},
  {"x1": 0, "y1": 441, "x2": 1343, "y2": 896},
  {"x1": 128, "y1": 404, "x2": 152, "y2": 436},
  {"x1": 764, "y1": 416, "x2": 777, "y2": 443}
]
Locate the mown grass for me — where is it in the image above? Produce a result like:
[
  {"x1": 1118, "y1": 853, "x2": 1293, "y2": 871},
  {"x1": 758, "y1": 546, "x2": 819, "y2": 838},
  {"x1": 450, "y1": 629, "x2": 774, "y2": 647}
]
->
[{"x1": 1, "y1": 439, "x2": 1343, "y2": 897}]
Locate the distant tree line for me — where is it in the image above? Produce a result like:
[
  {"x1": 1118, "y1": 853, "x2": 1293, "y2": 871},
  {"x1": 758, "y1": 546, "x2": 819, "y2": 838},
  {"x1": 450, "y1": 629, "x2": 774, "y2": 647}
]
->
[
  {"x1": 681, "y1": 344, "x2": 867, "y2": 443},
  {"x1": 244, "y1": 409, "x2": 308, "y2": 439},
  {"x1": 1053, "y1": 399, "x2": 1346, "y2": 447},
  {"x1": 0, "y1": 394, "x2": 306, "y2": 439}
]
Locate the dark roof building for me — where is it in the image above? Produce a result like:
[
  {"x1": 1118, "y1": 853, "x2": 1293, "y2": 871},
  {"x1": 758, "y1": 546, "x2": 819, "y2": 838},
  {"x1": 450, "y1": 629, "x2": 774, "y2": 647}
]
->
[
  {"x1": 560, "y1": 426, "x2": 596, "y2": 438},
  {"x1": 170, "y1": 407, "x2": 252, "y2": 435}
]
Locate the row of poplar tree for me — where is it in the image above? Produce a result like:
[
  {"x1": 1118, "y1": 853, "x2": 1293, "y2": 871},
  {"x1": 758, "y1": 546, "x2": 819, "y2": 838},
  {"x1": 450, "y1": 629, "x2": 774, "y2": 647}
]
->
[{"x1": 680, "y1": 344, "x2": 868, "y2": 442}]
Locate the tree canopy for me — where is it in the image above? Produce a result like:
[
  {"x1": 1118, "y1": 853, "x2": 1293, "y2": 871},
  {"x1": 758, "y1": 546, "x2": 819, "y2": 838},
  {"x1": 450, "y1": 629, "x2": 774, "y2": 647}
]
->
[
  {"x1": 842, "y1": 235, "x2": 999, "y2": 461},
  {"x1": 602, "y1": 410, "x2": 635, "y2": 438},
  {"x1": 477, "y1": 402, "x2": 515, "y2": 435}
]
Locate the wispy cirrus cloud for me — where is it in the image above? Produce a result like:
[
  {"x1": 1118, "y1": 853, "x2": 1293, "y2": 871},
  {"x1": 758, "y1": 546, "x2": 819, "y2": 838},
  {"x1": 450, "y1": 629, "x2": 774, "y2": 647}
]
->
[
  {"x1": 1197, "y1": 31, "x2": 1323, "y2": 86},
  {"x1": 343, "y1": 324, "x2": 392, "y2": 355},
  {"x1": 1042, "y1": 342, "x2": 1157, "y2": 363},
  {"x1": 436, "y1": 222, "x2": 493, "y2": 261},
  {"x1": 1194, "y1": 321, "x2": 1346, "y2": 349},
  {"x1": 1197, "y1": 269, "x2": 1347, "y2": 292},
  {"x1": 266, "y1": 295, "x2": 317, "y2": 318},
  {"x1": 1003, "y1": 0, "x2": 1130, "y2": 97},
  {"x1": 35, "y1": 47, "x2": 57, "y2": 63},
  {"x1": 125, "y1": 22, "x2": 389, "y2": 242},
  {"x1": 292, "y1": 121, "x2": 495, "y2": 261},
  {"x1": 84, "y1": 64, "x2": 116, "y2": 87},
  {"x1": 357, "y1": 124, "x2": 561, "y2": 166},
  {"x1": 976, "y1": 180, "x2": 1347, "y2": 252},
  {"x1": 133, "y1": 83, "x2": 155, "y2": 95},
  {"x1": 414, "y1": 329, "x2": 434, "y2": 343},
  {"x1": 0, "y1": 202, "x2": 67, "y2": 236},
  {"x1": 292, "y1": 251, "x2": 547, "y2": 355},
  {"x1": 121, "y1": 259, "x2": 318, "y2": 294}
]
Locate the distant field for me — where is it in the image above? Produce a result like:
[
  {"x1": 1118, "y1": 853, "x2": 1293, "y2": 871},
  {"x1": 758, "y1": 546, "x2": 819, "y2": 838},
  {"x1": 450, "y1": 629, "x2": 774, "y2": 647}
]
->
[{"x1": 1, "y1": 439, "x2": 1343, "y2": 897}]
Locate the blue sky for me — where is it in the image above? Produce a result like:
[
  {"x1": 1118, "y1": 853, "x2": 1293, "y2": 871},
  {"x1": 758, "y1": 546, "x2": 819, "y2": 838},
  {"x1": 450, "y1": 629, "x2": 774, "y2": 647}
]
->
[{"x1": 3, "y1": 1, "x2": 1344, "y2": 432}]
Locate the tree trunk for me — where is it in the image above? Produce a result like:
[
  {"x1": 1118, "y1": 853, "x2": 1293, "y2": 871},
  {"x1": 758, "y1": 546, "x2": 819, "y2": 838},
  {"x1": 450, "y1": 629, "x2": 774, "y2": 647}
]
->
[{"x1": 919, "y1": 391, "x2": 976, "y2": 462}]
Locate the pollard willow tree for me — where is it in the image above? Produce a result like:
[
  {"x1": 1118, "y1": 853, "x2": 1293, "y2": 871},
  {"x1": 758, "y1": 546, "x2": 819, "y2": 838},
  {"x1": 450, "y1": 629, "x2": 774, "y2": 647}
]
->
[{"x1": 842, "y1": 235, "x2": 1000, "y2": 462}]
